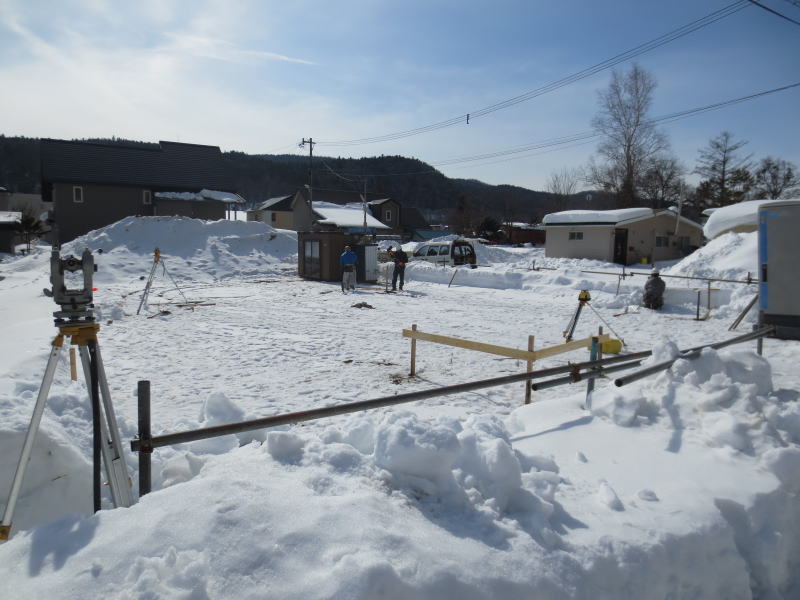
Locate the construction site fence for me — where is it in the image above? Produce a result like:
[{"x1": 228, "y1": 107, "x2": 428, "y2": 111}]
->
[{"x1": 130, "y1": 326, "x2": 773, "y2": 497}]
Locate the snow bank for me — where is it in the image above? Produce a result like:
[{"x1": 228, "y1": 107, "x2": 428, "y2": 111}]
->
[
  {"x1": 62, "y1": 215, "x2": 298, "y2": 284},
  {"x1": 703, "y1": 198, "x2": 800, "y2": 239}
]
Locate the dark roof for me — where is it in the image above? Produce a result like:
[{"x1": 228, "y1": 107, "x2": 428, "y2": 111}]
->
[
  {"x1": 40, "y1": 139, "x2": 235, "y2": 192},
  {"x1": 256, "y1": 195, "x2": 293, "y2": 211},
  {"x1": 309, "y1": 188, "x2": 385, "y2": 205}
]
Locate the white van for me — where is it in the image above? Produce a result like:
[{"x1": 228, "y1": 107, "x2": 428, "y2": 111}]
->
[{"x1": 411, "y1": 239, "x2": 477, "y2": 267}]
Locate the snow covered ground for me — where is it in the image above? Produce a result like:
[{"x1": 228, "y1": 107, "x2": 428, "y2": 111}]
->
[{"x1": 1, "y1": 216, "x2": 799, "y2": 599}]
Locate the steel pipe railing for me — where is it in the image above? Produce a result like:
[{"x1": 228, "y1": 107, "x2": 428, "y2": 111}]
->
[{"x1": 614, "y1": 326, "x2": 774, "y2": 387}]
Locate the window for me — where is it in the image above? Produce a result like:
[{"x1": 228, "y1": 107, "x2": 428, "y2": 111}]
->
[
  {"x1": 73, "y1": 186, "x2": 83, "y2": 203},
  {"x1": 427, "y1": 246, "x2": 440, "y2": 256},
  {"x1": 414, "y1": 246, "x2": 429, "y2": 257},
  {"x1": 568, "y1": 231, "x2": 583, "y2": 240},
  {"x1": 271, "y1": 212, "x2": 276, "y2": 222},
  {"x1": 385, "y1": 209, "x2": 392, "y2": 222},
  {"x1": 439, "y1": 245, "x2": 450, "y2": 256},
  {"x1": 143, "y1": 190, "x2": 152, "y2": 205},
  {"x1": 655, "y1": 236, "x2": 668, "y2": 247}
]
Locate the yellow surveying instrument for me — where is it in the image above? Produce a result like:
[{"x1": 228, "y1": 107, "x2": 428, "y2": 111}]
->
[
  {"x1": 563, "y1": 289, "x2": 625, "y2": 350},
  {"x1": 1, "y1": 247, "x2": 133, "y2": 541}
]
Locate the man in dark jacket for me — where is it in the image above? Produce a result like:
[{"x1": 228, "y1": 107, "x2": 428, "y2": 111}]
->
[
  {"x1": 389, "y1": 246, "x2": 408, "y2": 291},
  {"x1": 643, "y1": 270, "x2": 666, "y2": 309}
]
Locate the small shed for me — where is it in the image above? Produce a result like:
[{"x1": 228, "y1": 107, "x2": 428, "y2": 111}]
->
[
  {"x1": 298, "y1": 231, "x2": 378, "y2": 283},
  {"x1": 505, "y1": 222, "x2": 546, "y2": 245},
  {"x1": 543, "y1": 208, "x2": 703, "y2": 265},
  {"x1": 0, "y1": 211, "x2": 22, "y2": 253}
]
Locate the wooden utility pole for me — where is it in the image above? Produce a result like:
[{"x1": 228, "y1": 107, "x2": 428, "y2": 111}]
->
[{"x1": 299, "y1": 138, "x2": 315, "y2": 205}]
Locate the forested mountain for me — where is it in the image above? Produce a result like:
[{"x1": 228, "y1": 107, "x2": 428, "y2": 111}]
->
[{"x1": 0, "y1": 135, "x2": 608, "y2": 226}]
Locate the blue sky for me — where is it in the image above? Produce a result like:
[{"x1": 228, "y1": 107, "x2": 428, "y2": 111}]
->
[{"x1": 2, "y1": 0, "x2": 798, "y2": 192}]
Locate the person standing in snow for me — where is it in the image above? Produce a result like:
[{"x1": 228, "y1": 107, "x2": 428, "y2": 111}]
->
[
  {"x1": 389, "y1": 245, "x2": 408, "y2": 291},
  {"x1": 340, "y1": 245, "x2": 358, "y2": 292},
  {"x1": 643, "y1": 270, "x2": 666, "y2": 309}
]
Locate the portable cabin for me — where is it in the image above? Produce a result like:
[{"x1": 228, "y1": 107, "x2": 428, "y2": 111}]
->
[{"x1": 758, "y1": 200, "x2": 800, "y2": 339}]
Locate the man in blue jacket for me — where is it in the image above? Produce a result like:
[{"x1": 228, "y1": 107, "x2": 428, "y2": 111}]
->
[{"x1": 340, "y1": 245, "x2": 358, "y2": 292}]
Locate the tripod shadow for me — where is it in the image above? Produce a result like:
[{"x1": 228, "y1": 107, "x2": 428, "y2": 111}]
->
[{"x1": 28, "y1": 515, "x2": 98, "y2": 576}]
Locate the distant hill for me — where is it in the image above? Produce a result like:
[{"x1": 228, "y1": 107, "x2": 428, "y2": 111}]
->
[{"x1": 0, "y1": 135, "x2": 611, "y2": 226}]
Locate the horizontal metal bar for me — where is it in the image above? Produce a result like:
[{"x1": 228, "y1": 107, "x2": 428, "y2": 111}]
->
[
  {"x1": 131, "y1": 350, "x2": 651, "y2": 451},
  {"x1": 580, "y1": 269, "x2": 758, "y2": 285},
  {"x1": 614, "y1": 327, "x2": 774, "y2": 387},
  {"x1": 530, "y1": 359, "x2": 646, "y2": 391},
  {"x1": 130, "y1": 329, "x2": 772, "y2": 452}
]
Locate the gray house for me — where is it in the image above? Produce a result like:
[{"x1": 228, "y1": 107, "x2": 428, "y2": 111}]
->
[
  {"x1": 40, "y1": 139, "x2": 238, "y2": 243},
  {"x1": 543, "y1": 208, "x2": 703, "y2": 265}
]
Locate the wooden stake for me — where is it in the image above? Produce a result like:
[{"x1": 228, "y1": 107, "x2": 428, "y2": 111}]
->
[
  {"x1": 524, "y1": 335, "x2": 534, "y2": 405},
  {"x1": 410, "y1": 323, "x2": 417, "y2": 376},
  {"x1": 69, "y1": 347, "x2": 77, "y2": 381}
]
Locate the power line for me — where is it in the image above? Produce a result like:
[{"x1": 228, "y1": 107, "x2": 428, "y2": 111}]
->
[
  {"x1": 747, "y1": 0, "x2": 800, "y2": 25},
  {"x1": 315, "y1": 1, "x2": 750, "y2": 147},
  {"x1": 326, "y1": 81, "x2": 800, "y2": 176}
]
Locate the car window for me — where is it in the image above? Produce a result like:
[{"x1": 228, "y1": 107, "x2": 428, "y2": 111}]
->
[
  {"x1": 414, "y1": 246, "x2": 428, "y2": 257},
  {"x1": 439, "y1": 245, "x2": 450, "y2": 256},
  {"x1": 427, "y1": 246, "x2": 439, "y2": 256}
]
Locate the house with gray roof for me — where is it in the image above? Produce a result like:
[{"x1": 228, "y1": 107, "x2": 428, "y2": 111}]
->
[{"x1": 40, "y1": 139, "x2": 239, "y2": 242}]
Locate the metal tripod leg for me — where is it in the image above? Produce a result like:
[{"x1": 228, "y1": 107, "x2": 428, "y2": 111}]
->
[
  {"x1": 78, "y1": 344, "x2": 133, "y2": 508},
  {"x1": 137, "y1": 259, "x2": 160, "y2": 315},
  {"x1": 1, "y1": 338, "x2": 64, "y2": 540},
  {"x1": 564, "y1": 303, "x2": 583, "y2": 342}
]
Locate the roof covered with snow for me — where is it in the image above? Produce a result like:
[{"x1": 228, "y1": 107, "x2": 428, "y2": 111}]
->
[
  {"x1": 543, "y1": 208, "x2": 654, "y2": 225},
  {"x1": 703, "y1": 198, "x2": 800, "y2": 239},
  {"x1": 255, "y1": 195, "x2": 294, "y2": 211},
  {"x1": 313, "y1": 201, "x2": 390, "y2": 229},
  {"x1": 0, "y1": 211, "x2": 22, "y2": 224},
  {"x1": 543, "y1": 207, "x2": 701, "y2": 229},
  {"x1": 155, "y1": 189, "x2": 246, "y2": 204}
]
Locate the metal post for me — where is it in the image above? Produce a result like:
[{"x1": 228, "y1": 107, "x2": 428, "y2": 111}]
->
[
  {"x1": 410, "y1": 324, "x2": 417, "y2": 376},
  {"x1": 696, "y1": 290, "x2": 701, "y2": 320},
  {"x1": 137, "y1": 381, "x2": 152, "y2": 497},
  {"x1": 586, "y1": 336, "x2": 599, "y2": 407},
  {"x1": 88, "y1": 339, "x2": 102, "y2": 513}
]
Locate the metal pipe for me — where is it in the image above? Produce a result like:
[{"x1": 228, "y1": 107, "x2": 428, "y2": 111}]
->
[
  {"x1": 88, "y1": 340, "x2": 102, "y2": 513},
  {"x1": 614, "y1": 327, "x2": 773, "y2": 387},
  {"x1": 130, "y1": 352, "x2": 650, "y2": 452},
  {"x1": 532, "y1": 359, "x2": 645, "y2": 391},
  {"x1": 137, "y1": 381, "x2": 152, "y2": 497},
  {"x1": 130, "y1": 330, "x2": 770, "y2": 454},
  {"x1": 579, "y1": 269, "x2": 758, "y2": 285}
]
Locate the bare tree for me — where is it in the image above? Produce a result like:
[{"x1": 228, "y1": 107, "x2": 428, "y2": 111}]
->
[
  {"x1": 693, "y1": 131, "x2": 752, "y2": 207},
  {"x1": 752, "y1": 157, "x2": 800, "y2": 199},
  {"x1": 546, "y1": 167, "x2": 581, "y2": 199},
  {"x1": 637, "y1": 156, "x2": 685, "y2": 209},
  {"x1": 588, "y1": 64, "x2": 669, "y2": 207}
]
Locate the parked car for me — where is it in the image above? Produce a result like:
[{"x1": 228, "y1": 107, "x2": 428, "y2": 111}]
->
[{"x1": 411, "y1": 239, "x2": 477, "y2": 267}]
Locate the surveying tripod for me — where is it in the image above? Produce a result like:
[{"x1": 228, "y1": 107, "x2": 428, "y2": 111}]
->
[
  {"x1": 563, "y1": 289, "x2": 626, "y2": 346},
  {"x1": 1, "y1": 248, "x2": 133, "y2": 541}
]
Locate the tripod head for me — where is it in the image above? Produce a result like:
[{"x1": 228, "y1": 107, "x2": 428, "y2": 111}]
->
[{"x1": 50, "y1": 247, "x2": 97, "y2": 326}]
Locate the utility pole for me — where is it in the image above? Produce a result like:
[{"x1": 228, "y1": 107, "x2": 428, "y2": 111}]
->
[{"x1": 299, "y1": 138, "x2": 315, "y2": 206}]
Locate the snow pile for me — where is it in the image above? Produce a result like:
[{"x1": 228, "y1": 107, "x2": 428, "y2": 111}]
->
[
  {"x1": 703, "y1": 198, "x2": 800, "y2": 239},
  {"x1": 664, "y1": 231, "x2": 757, "y2": 282},
  {"x1": 62, "y1": 215, "x2": 298, "y2": 283}
]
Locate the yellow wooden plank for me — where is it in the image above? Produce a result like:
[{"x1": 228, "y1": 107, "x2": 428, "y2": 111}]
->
[{"x1": 402, "y1": 329, "x2": 610, "y2": 361}]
